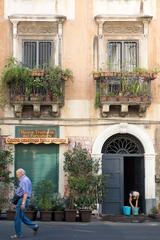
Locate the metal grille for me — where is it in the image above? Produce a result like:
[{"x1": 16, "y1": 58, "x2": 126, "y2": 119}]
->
[
  {"x1": 102, "y1": 134, "x2": 144, "y2": 154},
  {"x1": 108, "y1": 41, "x2": 138, "y2": 72},
  {"x1": 23, "y1": 40, "x2": 53, "y2": 68}
]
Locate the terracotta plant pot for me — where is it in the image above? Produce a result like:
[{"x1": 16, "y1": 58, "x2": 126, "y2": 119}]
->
[
  {"x1": 53, "y1": 211, "x2": 64, "y2": 221},
  {"x1": 40, "y1": 211, "x2": 53, "y2": 221},
  {"x1": 31, "y1": 70, "x2": 45, "y2": 77},
  {"x1": 25, "y1": 210, "x2": 37, "y2": 221},
  {"x1": 65, "y1": 209, "x2": 77, "y2": 222},
  {"x1": 6, "y1": 210, "x2": 15, "y2": 220},
  {"x1": 79, "y1": 209, "x2": 92, "y2": 222}
]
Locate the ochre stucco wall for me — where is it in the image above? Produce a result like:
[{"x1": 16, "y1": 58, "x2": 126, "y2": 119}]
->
[
  {"x1": 0, "y1": 1, "x2": 11, "y2": 70},
  {"x1": 63, "y1": 0, "x2": 96, "y2": 101},
  {"x1": 0, "y1": 1, "x2": 11, "y2": 118}
]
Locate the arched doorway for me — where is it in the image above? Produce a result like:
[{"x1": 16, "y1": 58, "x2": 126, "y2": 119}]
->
[
  {"x1": 92, "y1": 123, "x2": 156, "y2": 214},
  {"x1": 102, "y1": 133, "x2": 145, "y2": 214}
]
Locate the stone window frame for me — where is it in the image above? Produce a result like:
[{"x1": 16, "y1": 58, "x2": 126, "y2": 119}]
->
[
  {"x1": 9, "y1": 15, "x2": 66, "y2": 66},
  {"x1": 20, "y1": 38, "x2": 55, "y2": 68},
  {"x1": 106, "y1": 39, "x2": 139, "y2": 72},
  {"x1": 94, "y1": 15, "x2": 153, "y2": 71}
]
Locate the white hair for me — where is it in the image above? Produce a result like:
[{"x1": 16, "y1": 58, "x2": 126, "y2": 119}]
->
[{"x1": 16, "y1": 168, "x2": 26, "y2": 175}]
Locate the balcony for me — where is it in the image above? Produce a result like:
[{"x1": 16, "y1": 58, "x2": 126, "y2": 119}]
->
[
  {"x1": 94, "y1": 71, "x2": 155, "y2": 117},
  {"x1": 2, "y1": 60, "x2": 72, "y2": 118},
  {"x1": 9, "y1": 81, "x2": 64, "y2": 118}
]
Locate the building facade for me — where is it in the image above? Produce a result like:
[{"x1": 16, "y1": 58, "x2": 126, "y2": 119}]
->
[{"x1": 1, "y1": 0, "x2": 160, "y2": 214}]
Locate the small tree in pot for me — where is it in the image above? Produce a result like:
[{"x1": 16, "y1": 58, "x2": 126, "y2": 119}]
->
[
  {"x1": 0, "y1": 149, "x2": 14, "y2": 218},
  {"x1": 52, "y1": 193, "x2": 65, "y2": 221},
  {"x1": 64, "y1": 143, "x2": 105, "y2": 222},
  {"x1": 35, "y1": 179, "x2": 54, "y2": 221}
]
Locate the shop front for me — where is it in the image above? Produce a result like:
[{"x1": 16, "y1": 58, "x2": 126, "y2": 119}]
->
[{"x1": 6, "y1": 125, "x2": 68, "y2": 193}]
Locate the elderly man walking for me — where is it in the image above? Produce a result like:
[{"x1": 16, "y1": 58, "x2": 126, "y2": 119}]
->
[{"x1": 10, "y1": 168, "x2": 39, "y2": 239}]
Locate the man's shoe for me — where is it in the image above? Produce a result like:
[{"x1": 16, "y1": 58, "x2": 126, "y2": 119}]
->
[
  {"x1": 33, "y1": 224, "x2": 39, "y2": 235},
  {"x1": 10, "y1": 235, "x2": 20, "y2": 239}
]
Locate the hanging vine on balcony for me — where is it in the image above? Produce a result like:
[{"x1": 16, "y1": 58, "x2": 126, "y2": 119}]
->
[{"x1": 1, "y1": 57, "x2": 73, "y2": 103}]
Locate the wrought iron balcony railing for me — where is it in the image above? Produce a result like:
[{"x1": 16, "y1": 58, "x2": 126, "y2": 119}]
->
[{"x1": 94, "y1": 71, "x2": 154, "y2": 117}]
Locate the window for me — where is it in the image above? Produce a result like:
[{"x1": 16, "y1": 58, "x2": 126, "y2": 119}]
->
[
  {"x1": 23, "y1": 40, "x2": 53, "y2": 69},
  {"x1": 108, "y1": 41, "x2": 138, "y2": 72}
]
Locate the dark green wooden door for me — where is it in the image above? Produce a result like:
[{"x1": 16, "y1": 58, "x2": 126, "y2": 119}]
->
[
  {"x1": 15, "y1": 144, "x2": 59, "y2": 193},
  {"x1": 102, "y1": 154, "x2": 123, "y2": 214}
]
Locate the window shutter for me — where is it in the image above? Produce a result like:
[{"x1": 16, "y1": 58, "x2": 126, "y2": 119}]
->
[
  {"x1": 108, "y1": 42, "x2": 122, "y2": 72},
  {"x1": 124, "y1": 42, "x2": 138, "y2": 71},
  {"x1": 108, "y1": 41, "x2": 138, "y2": 72},
  {"x1": 23, "y1": 41, "x2": 37, "y2": 69},
  {"x1": 39, "y1": 41, "x2": 52, "y2": 67}
]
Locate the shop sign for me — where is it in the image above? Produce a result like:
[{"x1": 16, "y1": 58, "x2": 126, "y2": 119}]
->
[
  {"x1": 17, "y1": 129, "x2": 56, "y2": 138},
  {"x1": 5, "y1": 137, "x2": 68, "y2": 145}
]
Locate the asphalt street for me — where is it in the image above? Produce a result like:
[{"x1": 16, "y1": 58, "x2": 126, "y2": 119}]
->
[{"x1": 1, "y1": 220, "x2": 160, "y2": 240}]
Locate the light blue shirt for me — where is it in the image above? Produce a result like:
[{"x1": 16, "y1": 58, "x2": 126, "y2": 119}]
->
[{"x1": 16, "y1": 175, "x2": 32, "y2": 197}]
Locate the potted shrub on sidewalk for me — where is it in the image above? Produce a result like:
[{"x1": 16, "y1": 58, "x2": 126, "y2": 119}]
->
[
  {"x1": 63, "y1": 143, "x2": 105, "y2": 222},
  {"x1": 35, "y1": 179, "x2": 54, "y2": 221},
  {"x1": 63, "y1": 196, "x2": 77, "y2": 222},
  {"x1": 25, "y1": 195, "x2": 37, "y2": 221},
  {"x1": 52, "y1": 193, "x2": 65, "y2": 221},
  {"x1": 0, "y1": 149, "x2": 14, "y2": 219}
]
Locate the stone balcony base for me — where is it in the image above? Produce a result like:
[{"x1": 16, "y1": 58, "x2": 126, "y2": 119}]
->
[
  {"x1": 101, "y1": 102, "x2": 149, "y2": 117},
  {"x1": 13, "y1": 102, "x2": 61, "y2": 118}
]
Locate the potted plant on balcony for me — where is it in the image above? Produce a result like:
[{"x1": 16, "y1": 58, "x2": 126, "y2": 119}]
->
[
  {"x1": 133, "y1": 66, "x2": 160, "y2": 80},
  {"x1": 35, "y1": 179, "x2": 54, "y2": 221},
  {"x1": 128, "y1": 80, "x2": 142, "y2": 102},
  {"x1": 1, "y1": 58, "x2": 73, "y2": 105},
  {"x1": 45, "y1": 66, "x2": 73, "y2": 102},
  {"x1": 117, "y1": 78, "x2": 129, "y2": 102},
  {"x1": 105, "y1": 92, "x2": 118, "y2": 102},
  {"x1": 63, "y1": 143, "x2": 105, "y2": 222},
  {"x1": 31, "y1": 68, "x2": 45, "y2": 77},
  {"x1": 1, "y1": 57, "x2": 31, "y2": 101}
]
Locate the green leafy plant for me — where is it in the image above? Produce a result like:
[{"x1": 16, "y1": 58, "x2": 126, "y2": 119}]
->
[
  {"x1": 52, "y1": 193, "x2": 65, "y2": 211},
  {"x1": 1, "y1": 58, "x2": 73, "y2": 103},
  {"x1": 95, "y1": 92, "x2": 101, "y2": 108},
  {"x1": 150, "y1": 207, "x2": 159, "y2": 215},
  {"x1": 1, "y1": 57, "x2": 31, "y2": 94},
  {"x1": 119, "y1": 77, "x2": 129, "y2": 96},
  {"x1": 45, "y1": 66, "x2": 73, "y2": 98},
  {"x1": 35, "y1": 180, "x2": 54, "y2": 211},
  {"x1": 64, "y1": 143, "x2": 105, "y2": 210},
  {"x1": 133, "y1": 67, "x2": 148, "y2": 75},
  {"x1": 132, "y1": 66, "x2": 159, "y2": 81},
  {"x1": 0, "y1": 149, "x2": 14, "y2": 212},
  {"x1": 129, "y1": 81, "x2": 142, "y2": 96}
]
